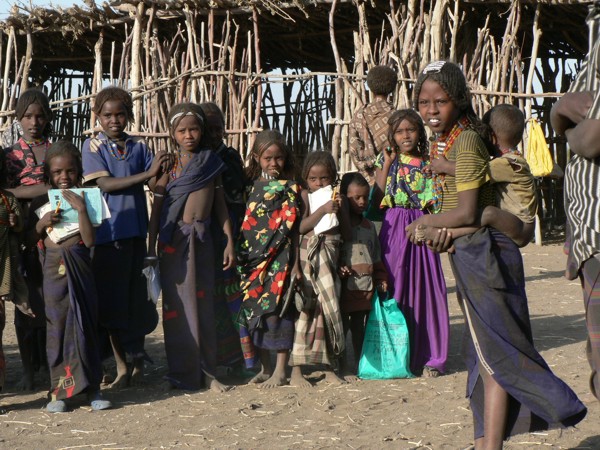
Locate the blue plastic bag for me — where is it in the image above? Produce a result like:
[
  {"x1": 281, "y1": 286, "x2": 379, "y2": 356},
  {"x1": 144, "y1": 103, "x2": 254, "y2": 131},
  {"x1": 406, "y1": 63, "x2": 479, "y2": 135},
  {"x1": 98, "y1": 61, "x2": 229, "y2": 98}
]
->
[{"x1": 358, "y1": 291, "x2": 413, "y2": 379}]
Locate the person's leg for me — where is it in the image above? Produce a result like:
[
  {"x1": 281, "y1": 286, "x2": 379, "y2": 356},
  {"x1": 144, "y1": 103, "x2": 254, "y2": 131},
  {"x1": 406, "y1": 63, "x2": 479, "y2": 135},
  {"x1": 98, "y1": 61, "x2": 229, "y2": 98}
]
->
[
  {"x1": 15, "y1": 325, "x2": 33, "y2": 390},
  {"x1": 108, "y1": 331, "x2": 128, "y2": 388},
  {"x1": 290, "y1": 365, "x2": 311, "y2": 388},
  {"x1": 260, "y1": 350, "x2": 289, "y2": 388},
  {"x1": 338, "y1": 312, "x2": 351, "y2": 377},
  {"x1": 249, "y1": 349, "x2": 272, "y2": 384},
  {"x1": 481, "y1": 206, "x2": 533, "y2": 248},
  {"x1": 349, "y1": 311, "x2": 369, "y2": 364},
  {"x1": 580, "y1": 255, "x2": 600, "y2": 400},
  {"x1": 481, "y1": 369, "x2": 509, "y2": 450}
]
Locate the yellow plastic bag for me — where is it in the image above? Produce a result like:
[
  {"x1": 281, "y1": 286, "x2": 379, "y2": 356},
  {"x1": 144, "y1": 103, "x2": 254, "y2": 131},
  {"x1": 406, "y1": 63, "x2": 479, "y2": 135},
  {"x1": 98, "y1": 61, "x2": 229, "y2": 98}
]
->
[{"x1": 526, "y1": 118, "x2": 554, "y2": 177}]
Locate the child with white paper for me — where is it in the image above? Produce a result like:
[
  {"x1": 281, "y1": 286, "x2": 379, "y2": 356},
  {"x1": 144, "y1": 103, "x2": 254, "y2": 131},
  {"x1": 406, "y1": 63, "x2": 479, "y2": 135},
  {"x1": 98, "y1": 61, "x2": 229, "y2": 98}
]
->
[{"x1": 289, "y1": 151, "x2": 351, "y2": 387}]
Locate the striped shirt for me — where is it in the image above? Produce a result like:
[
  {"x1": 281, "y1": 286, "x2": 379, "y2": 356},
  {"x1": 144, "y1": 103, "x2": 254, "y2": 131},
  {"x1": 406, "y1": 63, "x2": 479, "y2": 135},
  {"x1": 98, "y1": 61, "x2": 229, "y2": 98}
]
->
[
  {"x1": 564, "y1": 2, "x2": 600, "y2": 279},
  {"x1": 440, "y1": 129, "x2": 495, "y2": 213}
]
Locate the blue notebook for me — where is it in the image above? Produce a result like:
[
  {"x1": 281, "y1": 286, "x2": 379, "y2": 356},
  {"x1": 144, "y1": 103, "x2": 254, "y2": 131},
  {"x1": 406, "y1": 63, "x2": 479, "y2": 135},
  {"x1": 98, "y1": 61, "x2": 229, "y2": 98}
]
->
[{"x1": 48, "y1": 188, "x2": 108, "y2": 225}]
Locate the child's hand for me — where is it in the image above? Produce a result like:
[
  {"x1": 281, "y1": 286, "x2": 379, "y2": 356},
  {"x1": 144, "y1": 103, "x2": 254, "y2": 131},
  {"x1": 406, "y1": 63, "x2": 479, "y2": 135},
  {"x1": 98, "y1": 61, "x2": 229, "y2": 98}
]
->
[
  {"x1": 430, "y1": 155, "x2": 450, "y2": 174},
  {"x1": 338, "y1": 265, "x2": 353, "y2": 278},
  {"x1": 422, "y1": 165, "x2": 432, "y2": 177},
  {"x1": 37, "y1": 210, "x2": 61, "y2": 234},
  {"x1": 321, "y1": 199, "x2": 340, "y2": 215},
  {"x1": 149, "y1": 150, "x2": 170, "y2": 178},
  {"x1": 377, "y1": 280, "x2": 388, "y2": 293},
  {"x1": 292, "y1": 262, "x2": 302, "y2": 282},
  {"x1": 383, "y1": 146, "x2": 397, "y2": 165},
  {"x1": 223, "y1": 242, "x2": 236, "y2": 270},
  {"x1": 62, "y1": 189, "x2": 87, "y2": 212},
  {"x1": 425, "y1": 228, "x2": 455, "y2": 254},
  {"x1": 8, "y1": 213, "x2": 16, "y2": 227},
  {"x1": 15, "y1": 300, "x2": 35, "y2": 318}
]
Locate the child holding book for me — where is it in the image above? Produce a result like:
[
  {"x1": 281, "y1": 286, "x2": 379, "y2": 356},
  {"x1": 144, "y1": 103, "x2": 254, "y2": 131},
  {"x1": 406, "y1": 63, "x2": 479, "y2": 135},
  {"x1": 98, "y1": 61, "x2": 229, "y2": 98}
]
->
[{"x1": 30, "y1": 140, "x2": 111, "y2": 412}]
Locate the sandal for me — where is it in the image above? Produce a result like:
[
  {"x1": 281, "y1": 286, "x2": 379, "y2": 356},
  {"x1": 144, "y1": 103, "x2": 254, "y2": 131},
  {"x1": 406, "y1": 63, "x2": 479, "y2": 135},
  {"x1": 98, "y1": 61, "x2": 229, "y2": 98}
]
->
[
  {"x1": 422, "y1": 366, "x2": 441, "y2": 378},
  {"x1": 88, "y1": 391, "x2": 112, "y2": 411},
  {"x1": 46, "y1": 400, "x2": 68, "y2": 413}
]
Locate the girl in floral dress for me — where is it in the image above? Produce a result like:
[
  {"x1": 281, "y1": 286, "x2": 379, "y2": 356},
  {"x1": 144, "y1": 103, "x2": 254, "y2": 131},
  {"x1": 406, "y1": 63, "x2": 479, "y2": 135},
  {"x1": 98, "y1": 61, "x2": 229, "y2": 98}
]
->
[
  {"x1": 373, "y1": 109, "x2": 448, "y2": 377},
  {"x1": 237, "y1": 130, "x2": 300, "y2": 388}
]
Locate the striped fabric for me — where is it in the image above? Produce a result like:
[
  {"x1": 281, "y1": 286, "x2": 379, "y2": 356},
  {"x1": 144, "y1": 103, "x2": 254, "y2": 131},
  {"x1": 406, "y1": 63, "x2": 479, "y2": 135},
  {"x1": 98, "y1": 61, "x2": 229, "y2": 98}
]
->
[
  {"x1": 564, "y1": 2, "x2": 600, "y2": 279},
  {"x1": 440, "y1": 129, "x2": 495, "y2": 213}
]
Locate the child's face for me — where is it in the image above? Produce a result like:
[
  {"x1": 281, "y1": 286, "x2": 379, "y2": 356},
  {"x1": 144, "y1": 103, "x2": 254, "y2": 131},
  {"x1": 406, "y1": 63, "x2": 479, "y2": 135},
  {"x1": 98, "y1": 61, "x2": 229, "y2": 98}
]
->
[
  {"x1": 306, "y1": 164, "x2": 333, "y2": 192},
  {"x1": 205, "y1": 111, "x2": 225, "y2": 145},
  {"x1": 98, "y1": 100, "x2": 128, "y2": 139},
  {"x1": 173, "y1": 115, "x2": 203, "y2": 153},
  {"x1": 257, "y1": 144, "x2": 286, "y2": 179},
  {"x1": 393, "y1": 119, "x2": 420, "y2": 154},
  {"x1": 49, "y1": 155, "x2": 79, "y2": 189},
  {"x1": 20, "y1": 103, "x2": 48, "y2": 141},
  {"x1": 346, "y1": 183, "x2": 370, "y2": 216},
  {"x1": 417, "y1": 79, "x2": 460, "y2": 135}
]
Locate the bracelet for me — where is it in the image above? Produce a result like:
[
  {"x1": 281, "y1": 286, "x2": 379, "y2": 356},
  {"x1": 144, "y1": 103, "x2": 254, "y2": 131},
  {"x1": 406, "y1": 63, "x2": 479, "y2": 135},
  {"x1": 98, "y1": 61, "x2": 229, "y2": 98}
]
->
[
  {"x1": 153, "y1": 193, "x2": 164, "y2": 198},
  {"x1": 144, "y1": 256, "x2": 158, "y2": 260}
]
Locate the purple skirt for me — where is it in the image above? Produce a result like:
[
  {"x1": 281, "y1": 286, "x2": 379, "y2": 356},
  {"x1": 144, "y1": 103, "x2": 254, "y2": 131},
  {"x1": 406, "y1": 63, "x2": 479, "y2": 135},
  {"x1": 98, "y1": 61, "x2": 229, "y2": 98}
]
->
[{"x1": 380, "y1": 207, "x2": 449, "y2": 374}]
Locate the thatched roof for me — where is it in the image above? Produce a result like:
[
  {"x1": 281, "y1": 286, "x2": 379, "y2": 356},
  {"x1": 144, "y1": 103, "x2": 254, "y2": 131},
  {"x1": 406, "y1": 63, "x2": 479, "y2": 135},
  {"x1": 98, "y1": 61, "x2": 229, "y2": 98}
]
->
[{"x1": 0, "y1": 0, "x2": 592, "y2": 78}]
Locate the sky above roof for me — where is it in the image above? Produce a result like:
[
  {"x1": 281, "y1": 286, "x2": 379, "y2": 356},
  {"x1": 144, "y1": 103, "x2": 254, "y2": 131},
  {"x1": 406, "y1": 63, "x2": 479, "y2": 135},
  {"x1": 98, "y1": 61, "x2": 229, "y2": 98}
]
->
[{"x1": 0, "y1": 0, "x2": 81, "y2": 18}]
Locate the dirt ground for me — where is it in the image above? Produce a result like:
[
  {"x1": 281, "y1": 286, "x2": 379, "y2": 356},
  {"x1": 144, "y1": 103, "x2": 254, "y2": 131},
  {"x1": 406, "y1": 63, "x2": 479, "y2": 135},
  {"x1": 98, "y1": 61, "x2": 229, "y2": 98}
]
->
[{"x1": 0, "y1": 242, "x2": 598, "y2": 450}]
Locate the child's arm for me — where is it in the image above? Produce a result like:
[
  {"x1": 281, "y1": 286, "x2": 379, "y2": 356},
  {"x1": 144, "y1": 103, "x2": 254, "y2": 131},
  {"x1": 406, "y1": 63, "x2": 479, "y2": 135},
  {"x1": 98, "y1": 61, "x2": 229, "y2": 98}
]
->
[
  {"x1": 31, "y1": 208, "x2": 61, "y2": 245},
  {"x1": 213, "y1": 176, "x2": 235, "y2": 270},
  {"x1": 430, "y1": 156, "x2": 455, "y2": 176},
  {"x1": 481, "y1": 206, "x2": 533, "y2": 247},
  {"x1": 7, "y1": 194, "x2": 23, "y2": 233},
  {"x1": 62, "y1": 190, "x2": 95, "y2": 248},
  {"x1": 93, "y1": 150, "x2": 169, "y2": 192},
  {"x1": 146, "y1": 170, "x2": 169, "y2": 261},
  {"x1": 5, "y1": 184, "x2": 50, "y2": 201},
  {"x1": 372, "y1": 147, "x2": 396, "y2": 208},
  {"x1": 298, "y1": 189, "x2": 341, "y2": 235}
]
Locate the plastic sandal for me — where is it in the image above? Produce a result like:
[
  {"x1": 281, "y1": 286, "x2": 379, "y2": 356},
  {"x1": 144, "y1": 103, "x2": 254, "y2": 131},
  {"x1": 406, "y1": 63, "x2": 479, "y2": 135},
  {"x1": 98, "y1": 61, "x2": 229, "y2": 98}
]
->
[
  {"x1": 46, "y1": 400, "x2": 68, "y2": 413},
  {"x1": 88, "y1": 392, "x2": 112, "y2": 411}
]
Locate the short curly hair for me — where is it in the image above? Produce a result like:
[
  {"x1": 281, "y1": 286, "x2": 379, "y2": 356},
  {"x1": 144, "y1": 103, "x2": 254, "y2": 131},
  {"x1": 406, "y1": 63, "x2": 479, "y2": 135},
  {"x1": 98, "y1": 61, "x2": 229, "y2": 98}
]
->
[
  {"x1": 482, "y1": 104, "x2": 525, "y2": 149},
  {"x1": 92, "y1": 86, "x2": 134, "y2": 123},
  {"x1": 43, "y1": 140, "x2": 83, "y2": 185},
  {"x1": 366, "y1": 66, "x2": 397, "y2": 96}
]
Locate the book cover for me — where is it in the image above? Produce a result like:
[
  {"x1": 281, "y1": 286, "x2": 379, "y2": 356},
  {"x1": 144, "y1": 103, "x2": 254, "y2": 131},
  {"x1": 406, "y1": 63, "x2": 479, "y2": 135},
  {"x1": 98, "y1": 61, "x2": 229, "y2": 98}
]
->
[{"x1": 47, "y1": 187, "x2": 110, "y2": 225}]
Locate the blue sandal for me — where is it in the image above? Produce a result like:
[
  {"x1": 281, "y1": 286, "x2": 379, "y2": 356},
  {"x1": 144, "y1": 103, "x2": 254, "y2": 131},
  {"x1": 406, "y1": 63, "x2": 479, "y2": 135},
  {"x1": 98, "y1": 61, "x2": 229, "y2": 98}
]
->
[
  {"x1": 46, "y1": 400, "x2": 68, "y2": 413},
  {"x1": 88, "y1": 392, "x2": 112, "y2": 411}
]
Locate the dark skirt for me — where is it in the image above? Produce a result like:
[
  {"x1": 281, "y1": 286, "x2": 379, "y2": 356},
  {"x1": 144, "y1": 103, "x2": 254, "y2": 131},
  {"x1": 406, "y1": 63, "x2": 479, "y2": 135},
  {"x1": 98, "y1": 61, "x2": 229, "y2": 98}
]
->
[
  {"x1": 450, "y1": 227, "x2": 587, "y2": 439},
  {"x1": 93, "y1": 238, "x2": 158, "y2": 359},
  {"x1": 160, "y1": 220, "x2": 217, "y2": 390},
  {"x1": 44, "y1": 244, "x2": 102, "y2": 400}
]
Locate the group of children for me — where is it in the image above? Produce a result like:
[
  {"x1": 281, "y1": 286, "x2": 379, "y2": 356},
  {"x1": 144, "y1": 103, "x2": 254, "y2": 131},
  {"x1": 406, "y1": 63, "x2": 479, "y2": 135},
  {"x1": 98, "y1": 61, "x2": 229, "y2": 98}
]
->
[{"x1": 0, "y1": 60, "x2": 591, "y2": 447}]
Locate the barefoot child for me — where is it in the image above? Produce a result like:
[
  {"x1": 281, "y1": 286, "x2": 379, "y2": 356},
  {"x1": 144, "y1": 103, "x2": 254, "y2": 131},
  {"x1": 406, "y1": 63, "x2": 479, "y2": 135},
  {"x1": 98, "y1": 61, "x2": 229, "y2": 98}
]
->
[
  {"x1": 3, "y1": 88, "x2": 52, "y2": 390},
  {"x1": 147, "y1": 103, "x2": 235, "y2": 392},
  {"x1": 372, "y1": 109, "x2": 449, "y2": 378},
  {"x1": 82, "y1": 87, "x2": 168, "y2": 388},
  {"x1": 29, "y1": 141, "x2": 111, "y2": 412},
  {"x1": 289, "y1": 151, "x2": 351, "y2": 386},
  {"x1": 237, "y1": 130, "x2": 300, "y2": 387},
  {"x1": 407, "y1": 60, "x2": 586, "y2": 447},
  {"x1": 338, "y1": 172, "x2": 387, "y2": 377},
  {"x1": 417, "y1": 104, "x2": 536, "y2": 248}
]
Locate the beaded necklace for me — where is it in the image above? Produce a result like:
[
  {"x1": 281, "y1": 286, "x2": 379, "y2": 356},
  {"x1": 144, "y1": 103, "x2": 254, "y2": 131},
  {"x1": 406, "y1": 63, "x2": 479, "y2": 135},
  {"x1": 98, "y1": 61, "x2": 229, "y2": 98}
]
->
[
  {"x1": 106, "y1": 137, "x2": 127, "y2": 161},
  {"x1": 18, "y1": 137, "x2": 50, "y2": 167},
  {"x1": 429, "y1": 116, "x2": 470, "y2": 212},
  {"x1": 170, "y1": 151, "x2": 194, "y2": 180}
]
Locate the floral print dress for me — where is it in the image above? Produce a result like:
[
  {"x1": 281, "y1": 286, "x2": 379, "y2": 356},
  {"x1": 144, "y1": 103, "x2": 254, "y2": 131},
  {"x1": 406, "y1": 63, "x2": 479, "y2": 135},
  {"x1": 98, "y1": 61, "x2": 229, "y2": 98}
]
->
[{"x1": 237, "y1": 180, "x2": 300, "y2": 333}]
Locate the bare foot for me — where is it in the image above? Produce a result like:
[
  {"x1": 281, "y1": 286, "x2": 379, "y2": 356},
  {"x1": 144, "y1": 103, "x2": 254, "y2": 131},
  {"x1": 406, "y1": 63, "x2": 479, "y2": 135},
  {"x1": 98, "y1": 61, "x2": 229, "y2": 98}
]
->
[
  {"x1": 206, "y1": 376, "x2": 233, "y2": 393},
  {"x1": 289, "y1": 366, "x2": 312, "y2": 388},
  {"x1": 324, "y1": 370, "x2": 348, "y2": 385},
  {"x1": 108, "y1": 372, "x2": 129, "y2": 389},
  {"x1": 259, "y1": 372, "x2": 288, "y2": 389},
  {"x1": 248, "y1": 371, "x2": 271, "y2": 384},
  {"x1": 342, "y1": 373, "x2": 359, "y2": 382},
  {"x1": 130, "y1": 359, "x2": 146, "y2": 386},
  {"x1": 101, "y1": 373, "x2": 114, "y2": 386},
  {"x1": 422, "y1": 366, "x2": 441, "y2": 378}
]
